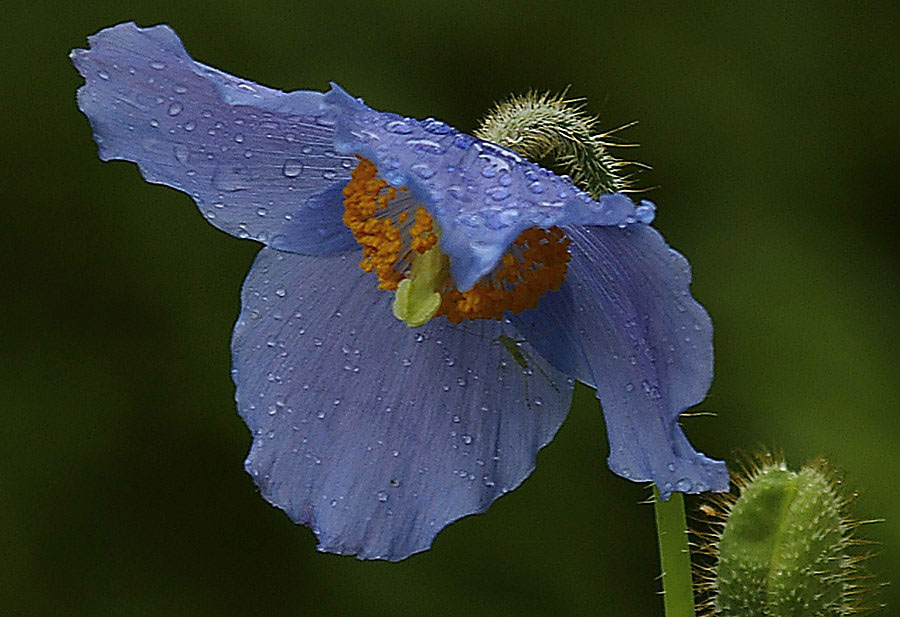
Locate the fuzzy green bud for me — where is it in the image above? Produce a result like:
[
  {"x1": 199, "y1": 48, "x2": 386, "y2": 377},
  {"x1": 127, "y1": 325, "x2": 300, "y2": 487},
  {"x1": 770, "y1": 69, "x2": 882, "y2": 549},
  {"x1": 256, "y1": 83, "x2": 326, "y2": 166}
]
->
[
  {"x1": 696, "y1": 455, "x2": 877, "y2": 617},
  {"x1": 475, "y1": 91, "x2": 636, "y2": 199}
]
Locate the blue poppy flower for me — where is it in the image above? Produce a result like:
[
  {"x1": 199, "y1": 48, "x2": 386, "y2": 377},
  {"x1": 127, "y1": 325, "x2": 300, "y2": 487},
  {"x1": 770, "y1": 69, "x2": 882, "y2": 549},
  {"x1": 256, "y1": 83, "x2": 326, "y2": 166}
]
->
[{"x1": 71, "y1": 22, "x2": 727, "y2": 560}]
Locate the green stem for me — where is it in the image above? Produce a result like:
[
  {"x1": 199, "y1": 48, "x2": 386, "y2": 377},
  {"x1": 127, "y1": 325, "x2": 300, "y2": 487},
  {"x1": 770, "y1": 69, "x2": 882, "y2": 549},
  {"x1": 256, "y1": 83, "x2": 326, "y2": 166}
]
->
[{"x1": 653, "y1": 488, "x2": 697, "y2": 617}]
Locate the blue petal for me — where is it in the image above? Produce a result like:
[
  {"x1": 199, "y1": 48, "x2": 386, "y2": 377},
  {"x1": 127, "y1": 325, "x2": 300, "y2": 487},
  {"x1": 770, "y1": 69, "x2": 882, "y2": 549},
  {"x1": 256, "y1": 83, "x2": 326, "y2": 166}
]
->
[
  {"x1": 323, "y1": 84, "x2": 649, "y2": 290},
  {"x1": 71, "y1": 22, "x2": 355, "y2": 254},
  {"x1": 231, "y1": 248, "x2": 574, "y2": 560},
  {"x1": 512, "y1": 225, "x2": 727, "y2": 498}
]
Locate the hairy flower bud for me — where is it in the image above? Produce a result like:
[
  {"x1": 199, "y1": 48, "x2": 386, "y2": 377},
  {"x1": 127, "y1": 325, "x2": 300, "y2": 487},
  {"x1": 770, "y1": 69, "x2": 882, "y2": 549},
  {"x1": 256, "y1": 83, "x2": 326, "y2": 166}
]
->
[
  {"x1": 474, "y1": 90, "x2": 639, "y2": 199},
  {"x1": 695, "y1": 453, "x2": 879, "y2": 616}
]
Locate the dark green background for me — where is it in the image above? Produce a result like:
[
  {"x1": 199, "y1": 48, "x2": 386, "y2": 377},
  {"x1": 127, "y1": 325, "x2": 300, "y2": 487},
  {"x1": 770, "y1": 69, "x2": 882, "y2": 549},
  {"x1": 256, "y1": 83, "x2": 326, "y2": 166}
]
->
[{"x1": 4, "y1": 1, "x2": 898, "y2": 615}]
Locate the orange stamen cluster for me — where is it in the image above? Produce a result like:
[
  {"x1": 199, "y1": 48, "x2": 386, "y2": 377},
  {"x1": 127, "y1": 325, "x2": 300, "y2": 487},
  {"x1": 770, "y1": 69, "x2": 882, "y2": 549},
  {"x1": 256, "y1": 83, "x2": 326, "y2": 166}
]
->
[
  {"x1": 409, "y1": 207, "x2": 438, "y2": 253},
  {"x1": 342, "y1": 157, "x2": 403, "y2": 290},
  {"x1": 342, "y1": 157, "x2": 571, "y2": 322},
  {"x1": 437, "y1": 227, "x2": 570, "y2": 323}
]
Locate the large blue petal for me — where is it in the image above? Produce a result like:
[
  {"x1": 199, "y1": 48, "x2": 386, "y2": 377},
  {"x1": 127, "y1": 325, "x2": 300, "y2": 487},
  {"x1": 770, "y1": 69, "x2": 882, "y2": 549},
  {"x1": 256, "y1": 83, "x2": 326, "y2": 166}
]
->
[
  {"x1": 231, "y1": 248, "x2": 574, "y2": 560},
  {"x1": 71, "y1": 22, "x2": 355, "y2": 254},
  {"x1": 512, "y1": 225, "x2": 727, "y2": 498},
  {"x1": 324, "y1": 85, "x2": 655, "y2": 290}
]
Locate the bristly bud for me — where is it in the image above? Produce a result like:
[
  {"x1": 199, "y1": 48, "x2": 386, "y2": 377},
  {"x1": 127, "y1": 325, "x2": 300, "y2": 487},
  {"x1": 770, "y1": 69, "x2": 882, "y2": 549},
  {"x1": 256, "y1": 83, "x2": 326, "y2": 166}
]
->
[
  {"x1": 475, "y1": 91, "x2": 640, "y2": 199},
  {"x1": 694, "y1": 452, "x2": 881, "y2": 616}
]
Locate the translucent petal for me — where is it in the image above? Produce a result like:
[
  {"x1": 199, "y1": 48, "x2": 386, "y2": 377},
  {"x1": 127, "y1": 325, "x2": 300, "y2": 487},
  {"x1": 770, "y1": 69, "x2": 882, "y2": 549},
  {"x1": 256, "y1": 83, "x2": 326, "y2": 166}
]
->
[
  {"x1": 71, "y1": 22, "x2": 354, "y2": 254},
  {"x1": 324, "y1": 85, "x2": 649, "y2": 290},
  {"x1": 232, "y1": 248, "x2": 574, "y2": 560},
  {"x1": 513, "y1": 225, "x2": 727, "y2": 497}
]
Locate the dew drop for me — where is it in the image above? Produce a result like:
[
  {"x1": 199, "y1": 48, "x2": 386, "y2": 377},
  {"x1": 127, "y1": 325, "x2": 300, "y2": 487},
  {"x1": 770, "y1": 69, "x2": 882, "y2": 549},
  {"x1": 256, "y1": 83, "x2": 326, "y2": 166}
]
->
[
  {"x1": 149, "y1": 60, "x2": 166, "y2": 70},
  {"x1": 97, "y1": 70, "x2": 110, "y2": 80},
  {"x1": 282, "y1": 159, "x2": 303, "y2": 177},
  {"x1": 167, "y1": 102, "x2": 183, "y2": 117},
  {"x1": 234, "y1": 133, "x2": 245, "y2": 143},
  {"x1": 676, "y1": 478, "x2": 693, "y2": 492},
  {"x1": 487, "y1": 187, "x2": 510, "y2": 201},
  {"x1": 385, "y1": 120, "x2": 414, "y2": 134},
  {"x1": 405, "y1": 138, "x2": 445, "y2": 155},
  {"x1": 411, "y1": 163, "x2": 436, "y2": 179},
  {"x1": 376, "y1": 491, "x2": 388, "y2": 502},
  {"x1": 274, "y1": 285, "x2": 285, "y2": 297},
  {"x1": 528, "y1": 181, "x2": 545, "y2": 194}
]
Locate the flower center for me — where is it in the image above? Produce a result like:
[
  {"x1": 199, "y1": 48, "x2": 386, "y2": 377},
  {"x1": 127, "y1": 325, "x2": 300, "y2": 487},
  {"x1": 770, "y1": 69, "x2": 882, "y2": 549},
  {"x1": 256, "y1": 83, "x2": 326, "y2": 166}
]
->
[{"x1": 342, "y1": 157, "x2": 571, "y2": 326}]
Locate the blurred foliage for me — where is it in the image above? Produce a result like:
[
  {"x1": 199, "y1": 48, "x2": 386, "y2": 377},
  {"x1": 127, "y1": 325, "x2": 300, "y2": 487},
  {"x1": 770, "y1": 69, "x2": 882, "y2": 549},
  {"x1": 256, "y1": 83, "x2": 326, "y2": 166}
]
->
[{"x1": 2, "y1": 1, "x2": 898, "y2": 615}]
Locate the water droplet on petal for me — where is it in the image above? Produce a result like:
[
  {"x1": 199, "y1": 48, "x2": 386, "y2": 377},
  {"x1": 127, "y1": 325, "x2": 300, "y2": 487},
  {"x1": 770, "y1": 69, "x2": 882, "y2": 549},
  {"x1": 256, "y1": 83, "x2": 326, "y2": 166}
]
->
[
  {"x1": 282, "y1": 159, "x2": 303, "y2": 177},
  {"x1": 149, "y1": 60, "x2": 166, "y2": 70},
  {"x1": 405, "y1": 138, "x2": 445, "y2": 155},
  {"x1": 487, "y1": 187, "x2": 509, "y2": 201},
  {"x1": 676, "y1": 478, "x2": 693, "y2": 491},
  {"x1": 385, "y1": 120, "x2": 414, "y2": 134},
  {"x1": 376, "y1": 491, "x2": 388, "y2": 502},
  {"x1": 167, "y1": 102, "x2": 183, "y2": 116},
  {"x1": 528, "y1": 181, "x2": 545, "y2": 194},
  {"x1": 411, "y1": 163, "x2": 435, "y2": 179}
]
